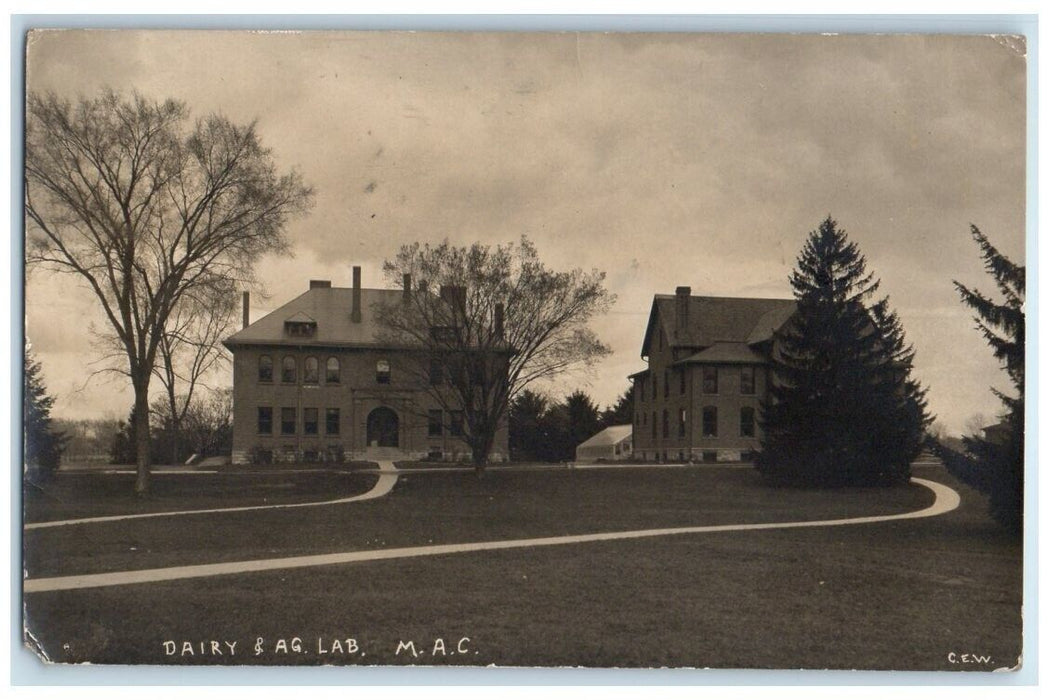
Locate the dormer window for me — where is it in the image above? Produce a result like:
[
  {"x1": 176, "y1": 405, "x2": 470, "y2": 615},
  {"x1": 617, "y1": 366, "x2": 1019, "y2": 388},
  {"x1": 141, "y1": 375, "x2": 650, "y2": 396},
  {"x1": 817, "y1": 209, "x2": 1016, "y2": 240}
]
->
[
  {"x1": 283, "y1": 312, "x2": 317, "y2": 338},
  {"x1": 431, "y1": 326, "x2": 457, "y2": 343},
  {"x1": 285, "y1": 321, "x2": 316, "y2": 337}
]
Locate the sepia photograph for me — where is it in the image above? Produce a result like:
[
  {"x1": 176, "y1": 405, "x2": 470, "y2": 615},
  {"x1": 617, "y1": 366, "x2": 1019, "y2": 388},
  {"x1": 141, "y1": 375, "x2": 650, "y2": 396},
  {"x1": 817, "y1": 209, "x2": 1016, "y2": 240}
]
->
[{"x1": 20, "y1": 26, "x2": 1027, "y2": 673}]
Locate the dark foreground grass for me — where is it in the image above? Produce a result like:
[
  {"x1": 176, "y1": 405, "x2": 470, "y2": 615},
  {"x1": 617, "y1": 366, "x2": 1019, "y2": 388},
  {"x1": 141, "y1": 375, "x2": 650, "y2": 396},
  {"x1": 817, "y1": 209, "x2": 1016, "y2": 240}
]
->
[
  {"x1": 21, "y1": 466, "x2": 1022, "y2": 671},
  {"x1": 23, "y1": 469, "x2": 379, "y2": 522},
  {"x1": 24, "y1": 466, "x2": 930, "y2": 578}
]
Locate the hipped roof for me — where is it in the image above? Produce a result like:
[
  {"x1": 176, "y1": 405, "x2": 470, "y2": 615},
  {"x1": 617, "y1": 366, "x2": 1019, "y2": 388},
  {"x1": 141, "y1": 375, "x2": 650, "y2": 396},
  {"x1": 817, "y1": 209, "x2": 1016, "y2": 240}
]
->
[{"x1": 225, "y1": 287, "x2": 406, "y2": 348}]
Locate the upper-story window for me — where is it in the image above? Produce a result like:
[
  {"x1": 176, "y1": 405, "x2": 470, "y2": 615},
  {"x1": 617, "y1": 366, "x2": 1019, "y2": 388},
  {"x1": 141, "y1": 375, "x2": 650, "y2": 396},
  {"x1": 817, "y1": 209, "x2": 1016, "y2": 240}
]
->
[
  {"x1": 702, "y1": 367, "x2": 718, "y2": 394},
  {"x1": 281, "y1": 356, "x2": 297, "y2": 383},
  {"x1": 284, "y1": 317, "x2": 317, "y2": 338},
  {"x1": 740, "y1": 366, "x2": 756, "y2": 395},
  {"x1": 429, "y1": 358, "x2": 443, "y2": 385},
  {"x1": 326, "y1": 357, "x2": 340, "y2": 384},
  {"x1": 679, "y1": 369, "x2": 686, "y2": 395},
  {"x1": 258, "y1": 355, "x2": 273, "y2": 383},
  {"x1": 663, "y1": 370, "x2": 669, "y2": 398},
  {"x1": 652, "y1": 375, "x2": 658, "y2": 401},
  {"x1": 304, "y1": 357, "x2": 319, "y2": 384},
  {"x1": 376, "y1": 359, "x2": 391, "y2": 384},
  {"x1": 662, "y1": 409, "x2": 669, "y2": 439}
]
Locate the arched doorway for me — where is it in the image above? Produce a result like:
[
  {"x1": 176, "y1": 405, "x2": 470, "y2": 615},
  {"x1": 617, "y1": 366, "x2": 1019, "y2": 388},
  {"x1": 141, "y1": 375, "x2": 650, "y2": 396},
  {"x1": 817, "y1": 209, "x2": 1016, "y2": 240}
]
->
[{"x1": 366, "y1": 407, "x2": 399, "y2": 447}]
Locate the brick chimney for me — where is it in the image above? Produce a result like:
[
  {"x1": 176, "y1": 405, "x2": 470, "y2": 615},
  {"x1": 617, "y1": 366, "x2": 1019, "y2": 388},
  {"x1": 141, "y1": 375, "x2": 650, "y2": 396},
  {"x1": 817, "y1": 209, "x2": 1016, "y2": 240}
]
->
[
  {"x1": 403, "y1": 273, "x2": 412, "y2": 304},
  {"x1": 675, "y1": 286, "x2": 691, "y2": 333},
  {"x1": 494, "y1": 303, "x2": 504, "y2": 338},
  {"x1": 351, "y1": 266, "x2": 362, "y2": 323},
  {"x1": 242, "y1": 291, "x2": 250, "y2": 329}
]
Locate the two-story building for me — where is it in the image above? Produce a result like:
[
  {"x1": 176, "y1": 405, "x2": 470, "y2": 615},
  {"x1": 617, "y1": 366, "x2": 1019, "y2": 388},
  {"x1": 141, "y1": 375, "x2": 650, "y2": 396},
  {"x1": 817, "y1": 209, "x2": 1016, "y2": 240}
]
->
[
  {"x1": 223, "y1": 267, "x2": 509, "y2": 465},
  {"x1": 630, "y1": 287, "x2": 795, "y2": 463}
]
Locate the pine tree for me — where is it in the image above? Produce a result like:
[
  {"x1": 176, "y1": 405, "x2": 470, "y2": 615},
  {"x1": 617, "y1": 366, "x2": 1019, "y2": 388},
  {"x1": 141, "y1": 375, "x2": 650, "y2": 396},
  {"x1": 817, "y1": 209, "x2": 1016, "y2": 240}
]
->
[
  {"x1": 757, "y1": 216, "x2": 930, "y2": 486},
  {"x1": 24, "y1": 350, "x2": 67, "y2": 479},
  {"x1": 599, "y1": 388, "x2": 635, "y2": 428},
  {"x1": 938, "y1": 225, "x2": 1024, "y2": 533}
]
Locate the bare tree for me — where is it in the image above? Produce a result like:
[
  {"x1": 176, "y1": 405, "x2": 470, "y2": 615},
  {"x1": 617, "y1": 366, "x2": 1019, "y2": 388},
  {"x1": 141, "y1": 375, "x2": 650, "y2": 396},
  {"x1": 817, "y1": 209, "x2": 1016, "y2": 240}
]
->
[
  {"x1": 376, "y1": 237, "x2": 614, "y2": 471},
  {"x1": 153, "y1": 285, "x2": 237, "y2": 464},
  {"x1": 25, "y1": 90, "x2": 313, "y2": 494}
]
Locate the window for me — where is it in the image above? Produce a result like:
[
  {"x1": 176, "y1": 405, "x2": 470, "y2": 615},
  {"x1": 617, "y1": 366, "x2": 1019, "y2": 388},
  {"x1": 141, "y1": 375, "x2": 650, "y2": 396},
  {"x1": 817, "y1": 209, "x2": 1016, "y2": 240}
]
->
[
  {"x1": 702, "y1": 367, "x2": 718, "y2": 394},
  {"x1": 304, "y1": 357, "x2": 319, "y2": 384},
  {"x1": 651, "y1": 411, "x2": 657, "y2": 439},
  {"x1": 449, "y1": 410, "x2": 464, "y2": 437},
  {"x1": 258, "y1": 355, "x2": 273, "y2": 383},
  {"x1": 740, "y1": 406, "x2": 756, "y2": 437},
  {"x1": 428, "y1": 409, "x2": 443, "y2": 437},
  {"x1": 284, "y1": 321, "x2": 316, "y2": 337},
  {"x1": 303, "y1": 407, "x2": 318, "y2": 435},
  {"x1": 257, "y1": 407, "x2": 273, "y2": 434},
  {"x1": 679, "y1": 369, "x2": 686, "y2": 395},
  {"x1": 652, "y1": 375, "x2": 658, "y2": 401},
  {"x1": 281, "y1": 407, "x2": 296, "y2": 435},
  {"x1": 663, "y1": 370, "x2": 669, "y2": 398},
  {"x1": 662, "y1": 409, "x2": 669, "y2": 439},
  {"x1": 429, "y1": 358, "x2": 443, "y2": 385},
  {"x1": 281, "y1": 356, "x2": 297, "y2": 383},
  {"x1": 702, "y1": 406, "x2": 718, "y2": 437},
  {"x1": 325, "y1": 357, "x2": 340, "y2": 384},
  {"x1": 678, "y1": 408, "x2": 687, "y2": 438},
  {"x1": 376, "y1": 359, "x2": 391, "y2": 384},
  {"x1": 740, "y1": 366, "x2": 755, "y2": 395},
  {"x1": 326, "y1": 408, "x2": 340, "y2": 435}
]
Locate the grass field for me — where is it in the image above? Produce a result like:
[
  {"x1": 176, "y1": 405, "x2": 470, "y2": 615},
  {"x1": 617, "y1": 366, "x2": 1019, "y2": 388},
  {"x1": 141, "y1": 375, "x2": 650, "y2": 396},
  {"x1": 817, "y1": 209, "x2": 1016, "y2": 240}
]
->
[{"x1": 21, "y1": 464, "x2": 1022, "y2": 671}]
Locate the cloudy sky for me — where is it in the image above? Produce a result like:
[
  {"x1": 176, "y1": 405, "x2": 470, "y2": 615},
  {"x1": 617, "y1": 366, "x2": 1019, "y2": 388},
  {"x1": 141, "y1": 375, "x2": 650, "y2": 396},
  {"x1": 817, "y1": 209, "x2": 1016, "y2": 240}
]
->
[{"x1": 25, "y1": 30, "x2": 1026, "y2": 434}]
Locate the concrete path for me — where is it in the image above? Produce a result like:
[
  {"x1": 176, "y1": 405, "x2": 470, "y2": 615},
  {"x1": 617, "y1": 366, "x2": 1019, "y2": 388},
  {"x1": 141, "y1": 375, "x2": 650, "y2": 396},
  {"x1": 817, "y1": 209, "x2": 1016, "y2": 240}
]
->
[
  {"x1": 24, "y1": 462, "x2": 399, "y2": 531},
  {"x1": 24, "y1": 477, "x2": 959, "y2": 593}
]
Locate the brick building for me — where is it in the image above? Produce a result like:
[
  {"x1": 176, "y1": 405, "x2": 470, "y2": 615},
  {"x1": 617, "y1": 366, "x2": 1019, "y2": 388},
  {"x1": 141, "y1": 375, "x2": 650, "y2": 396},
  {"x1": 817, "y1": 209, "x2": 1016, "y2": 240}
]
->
[
  {"x1": 223, "y1": 267, "x2": 509, "y2": 464},
  {"x1": 630, "y1": 287, "x2": 795, "y2": 463}
]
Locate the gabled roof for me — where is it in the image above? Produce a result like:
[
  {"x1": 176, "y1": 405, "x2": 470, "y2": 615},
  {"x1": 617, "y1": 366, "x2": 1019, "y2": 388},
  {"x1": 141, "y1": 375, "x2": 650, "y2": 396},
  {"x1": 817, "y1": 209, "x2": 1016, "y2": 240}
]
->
[
  {"x1": 577, "y1": 424, "x2": 633, "y2": 449},
  {"x1": 225, "y1": 287, "x2": 404, "y2": 348},
  {"x1": 640, "y1": 294, "x2": 795, "y2": 358},
  {"x1": 674, "y1": 342, "x2": 767, "y2": 365},
  {"x1": 284, "y1": 311, "x2": 317, "y2": 324}
]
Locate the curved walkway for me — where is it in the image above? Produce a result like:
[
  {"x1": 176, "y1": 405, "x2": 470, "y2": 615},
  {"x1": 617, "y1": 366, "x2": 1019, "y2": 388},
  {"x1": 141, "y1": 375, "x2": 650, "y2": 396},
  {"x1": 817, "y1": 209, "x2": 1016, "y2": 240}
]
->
[
  {"x1": 24, "y1": 462, "x2": 399, "y2": 531},
  {"x1": 24, "y1": 477, "x2": 959, "y2": 593}
]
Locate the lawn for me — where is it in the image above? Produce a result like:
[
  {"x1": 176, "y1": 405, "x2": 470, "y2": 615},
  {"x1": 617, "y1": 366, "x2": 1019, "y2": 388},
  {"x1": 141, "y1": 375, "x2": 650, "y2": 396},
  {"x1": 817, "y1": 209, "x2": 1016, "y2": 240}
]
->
[
  {"x1": 23, "y1": 468, "x2": 380, "y2": 522},
  {"x1": 21, "y1": 464, "x2": 1022, "y2": 671}
]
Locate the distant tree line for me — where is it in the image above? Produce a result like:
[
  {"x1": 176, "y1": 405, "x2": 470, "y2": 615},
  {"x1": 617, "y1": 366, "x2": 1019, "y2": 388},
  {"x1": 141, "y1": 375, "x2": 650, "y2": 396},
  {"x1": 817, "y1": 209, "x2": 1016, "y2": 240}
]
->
[
  {"x1": 110, "y1": 390, "x2": 233, "y2": 465},
  {"x1": 509, "y1": 388, "x2": 633, "y2": 462}
]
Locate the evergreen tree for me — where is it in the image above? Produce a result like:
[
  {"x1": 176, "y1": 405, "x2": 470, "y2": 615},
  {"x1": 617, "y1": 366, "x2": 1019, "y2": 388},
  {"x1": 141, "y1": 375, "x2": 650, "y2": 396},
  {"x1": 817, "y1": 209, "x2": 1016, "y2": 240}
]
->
[
  {"x1": 566, "y1": 390, "x2": 601, "y2": 453},
  {"x1": 24, "y1": 350, "x2": 67, "y2": 479},
  {"x1": 756, "y1": 216, "x2": 929, "y2": 486},
  {"x1": 936, "y1": 225, "x2": 1024, "y2": 533},
  {"x1": 599, "y1": 388, "x2": 635, "y2": 428},
  {"x1": 509, "y1": 390, "x2": 549, "y2": 461}
]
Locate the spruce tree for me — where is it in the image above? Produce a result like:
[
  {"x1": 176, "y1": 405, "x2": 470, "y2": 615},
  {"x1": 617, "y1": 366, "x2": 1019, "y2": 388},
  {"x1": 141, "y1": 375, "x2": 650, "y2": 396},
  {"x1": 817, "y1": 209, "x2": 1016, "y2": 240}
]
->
[
  {"x1": 757, "y1": 216, "x2": 930, "y2": 486},
  {"x1": 24, "y1": 350, "x2": 67, "y2": 479},
  {"x1": 937, "y1": 225, "x2": 1024, "y2": 533}
]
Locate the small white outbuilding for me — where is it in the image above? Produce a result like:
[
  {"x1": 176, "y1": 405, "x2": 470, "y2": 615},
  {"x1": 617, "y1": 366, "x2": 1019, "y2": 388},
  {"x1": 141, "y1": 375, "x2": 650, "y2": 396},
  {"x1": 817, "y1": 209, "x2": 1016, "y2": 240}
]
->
[{"x1": 575, "y1": 425, "x2": 633, "y2": 464}]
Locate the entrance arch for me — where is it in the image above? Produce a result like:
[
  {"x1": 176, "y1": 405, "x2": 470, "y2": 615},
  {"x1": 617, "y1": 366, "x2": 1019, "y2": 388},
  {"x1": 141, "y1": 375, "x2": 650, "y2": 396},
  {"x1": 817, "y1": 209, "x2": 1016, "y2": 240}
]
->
[{"x1": 366, "y1": 407, "x2": 400, "y2": 448}]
